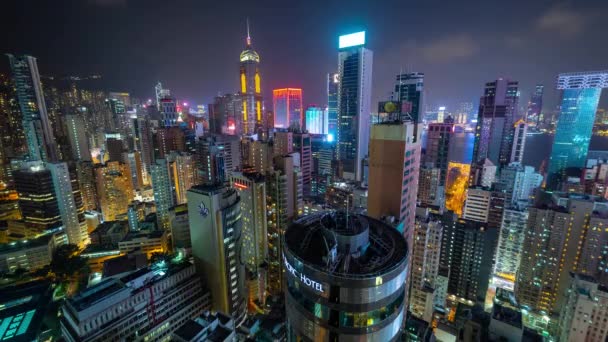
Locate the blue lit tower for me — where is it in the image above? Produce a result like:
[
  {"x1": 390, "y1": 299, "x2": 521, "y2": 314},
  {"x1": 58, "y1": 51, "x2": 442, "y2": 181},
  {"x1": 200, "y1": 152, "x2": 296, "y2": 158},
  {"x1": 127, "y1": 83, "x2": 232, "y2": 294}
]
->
[
  {"x1": 7, "y1": 54, "x2": 58, "y2": 162},
  {"x1": 239, "y1": 20, "x2": 263, "y2": 135},
  {"x1": 336, "y1": 31, "x2": 373, "y2": 182},
  {"x1": 547, "y1": 71, "x2": 608, "y2": 190},
  {"x1": 327, "y1": 72, "x2": 339, "y2": 142}
]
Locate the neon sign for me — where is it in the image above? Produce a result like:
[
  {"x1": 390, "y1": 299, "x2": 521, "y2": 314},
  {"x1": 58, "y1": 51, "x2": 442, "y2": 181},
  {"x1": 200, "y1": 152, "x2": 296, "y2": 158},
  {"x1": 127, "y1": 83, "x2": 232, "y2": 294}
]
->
[{"x1": 283, "y1": 255, "x2": 324, "y2": 293}]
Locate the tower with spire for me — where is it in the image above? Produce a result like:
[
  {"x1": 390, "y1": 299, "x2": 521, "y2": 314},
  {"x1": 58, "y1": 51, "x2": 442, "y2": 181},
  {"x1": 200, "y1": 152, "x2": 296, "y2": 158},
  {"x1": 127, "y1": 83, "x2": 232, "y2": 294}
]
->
[{"x1": 239, "y1": 18, "x2": 263, "y2": 135}]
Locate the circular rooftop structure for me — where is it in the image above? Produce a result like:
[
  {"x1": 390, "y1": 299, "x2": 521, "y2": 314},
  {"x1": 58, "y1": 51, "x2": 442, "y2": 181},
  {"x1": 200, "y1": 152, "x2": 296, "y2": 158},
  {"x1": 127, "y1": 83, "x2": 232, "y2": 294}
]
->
[
  {"x1": 284, "y1": 210, "x2": 407, "y2": 278},
  {"x1": 283, "y1": 211, "x2": 408, "y2": 341}
]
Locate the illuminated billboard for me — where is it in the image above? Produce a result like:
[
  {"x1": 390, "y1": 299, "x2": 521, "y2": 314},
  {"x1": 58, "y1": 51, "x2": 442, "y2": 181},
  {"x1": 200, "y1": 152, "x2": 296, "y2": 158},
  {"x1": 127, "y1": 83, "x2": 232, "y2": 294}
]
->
[{"x1": 339, "y1": 31, "x2": 365, "y2": 49}]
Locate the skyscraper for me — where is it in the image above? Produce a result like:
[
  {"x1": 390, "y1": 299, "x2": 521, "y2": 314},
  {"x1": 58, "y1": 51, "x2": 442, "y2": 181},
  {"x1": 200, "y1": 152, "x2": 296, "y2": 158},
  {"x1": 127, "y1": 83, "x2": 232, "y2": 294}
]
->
[
  {"x1": 292, "y1": 132, "x2": 312, "y2": 196},
  {"x1": 526, "y1": 84, "x2": 544, "y2": 125},
  {"x1": 304, "y1": 106, "x2": 328, "y2": 135},
  {"x1": 510, "y1": 119, "x2": 527, "y2": 164},
  {"x1": 425, "y1": 122, "x2": 454, "y2": 186},
  {"x1": 239, "y1": 22, "x2": 263, "y2": 135},
  {"x1": 273, "y1": 88, "x2": 303, "y2": 129},
  {"x1": 327, "y1": 72, "x2": 339, "y2": 141},
  {"x1": 151, "y1": 159, "x2": 175, "y2": 230},
  {"x1": 547, "y1": 71, "x2": 608, "y2": 190},
  {"x1": 336, "y1": 31, "x2": 372, "y2": 181},
  {"x1": 471, "y1": 79, "x2": 519, "y2": 168},
  {"x1": 65, "y1": 114, "x2": 91, "y2": 161},
  {"x1": 94, "y1": 161, "x2": 134, "y2": 222},
  {"x1": 196, "y1": 134, "x2": 241, "y2": 185},
  {"x1": 48, "y1": 162, "x2": 89, "y2": 248},
  {"x1": 187, "y1": 185, "x2": 246, "y2": 325},
  {"x1": 7, "y1": 54, "x2": 58, "y2": 162},
  {"x1": 169, "y1": 151, "x2": 196, "y2": 205},
  {"x1": 14, "y1": 162, "x2": 61, "y2": 235},
  {"x1": 368, "y1": 121, "x2": 422, "y2": 242},
  {"x1": 230, "y1": 171, "x2": 268, "y2": 306},
  {"x1": 393, "y1": 72, "x2": 424, "y2": 128}
]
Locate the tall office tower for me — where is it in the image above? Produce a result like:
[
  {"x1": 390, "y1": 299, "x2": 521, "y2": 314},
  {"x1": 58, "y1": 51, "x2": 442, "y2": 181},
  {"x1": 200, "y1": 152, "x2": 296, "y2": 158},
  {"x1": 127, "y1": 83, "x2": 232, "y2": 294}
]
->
[
  {"x1": 132, "y1": 117, "x2": 153, "y2": 183},
  {"x1": 94, "y1": 161, "x2": 134, "y2": 222},
  {"x1": 417, "y1": 166, "x2": 443, "y2": 207},
  {"x1": 196, "y1": 134, "x2": 241, "y2": 185},
  {"x1": 60, "y1": 261, "x2": 210, "y2": 341},
  {"x1": 469, "y1": 157, "x2": 497, "y2": 188},
  {"x1": 105, "y1": 134, "x2": 124, "y2": 162},
  {"x1": 558, "y1": 273, "x2": 608, "y2": 342},
  {"x1": 526, "y1": 84, "x2": 544, "y2": 125},
  {"x1": 425, "y1": 122, "x2": 454, "y2": 186},
  {"x1": 208, "y1": 93, "x2": 241, "y2": 135},
  {"x1": 410, "y1": 209, "x2": 443, "y2": 322},
  {"x1": 273, "y1": 88, "x2": 303, "y2": 129},
  {"x1": 440, "y1": 216, "x2": 499, "y2": 304},
  {"x1": 273, "y1": 130, "x2": 293, "y2": 156},
  {"x1": 14, "y1": 162, "x2": 61, "y2": 235},
  {"x1": 547, "y1": 71, "x2": 608, "y2": 190},
  {"x1": 169, "y1": 151, "x2": 196, "y2": 205},
  {"x1": 471, "y1": 78, "x2": 519, "y2": 168},
  {"x1": 455, "y1": 102, "x2": 473, "y2": 124},
  {"x1": 510, "y1": 119, "x2": 527, "y2": 163},
  {"x1": 151, "y1": 159, "x2": 175, "y2": 230},
  {"x1": 310, "y1": 134, "x2": 335, "y2": 195},
  {"x1": 436, "y1": 106, "x2": 446, "y2": 123},
  {"x1": 75, "y1": 161, "x2": 97, "y2": 211},
  {"x1": 156, "y1": 126, "x2": 185, "y2": 158},
  {"x1": 293, "y1": 132, "x2": 312, "y2": 196},
  {"x1": 283, "y1": 211, "x2": 408, "y2": 341},
  {"x1": 336, "y1": 32, "x2": 372, "y2": 181},
  {"x1": 327, "y1": 72, "x2": 339, "y2": 140},
  {"x1": 0, "y1": 73, "x2": 26, "y2": 162},
  {"x1": 239, "y1": 23, "x2": 263, "y2": 135},
  {"x1": 122, "y1": 151, "x2": 144, "y2": 190},
  {"x1": 463, "y1": 187, "x2": 505, "y2": 229},
  {"x1": 105, "y1": 97, "x2": 126, "y2": 132},
  {"x1": 169, "y1": 204, "x2": 190, "y2": 249},
  {"x1": 368, "y1": 121, "x2": 422, "y2": 243},
  {"x1": 64, "y1": 114, "x2": 91, "y2": 161},
  {"x1": 266, "y1": 154, "x2": 302, "y2": 295},
  {"x1": 496, "y1": 163, "x2": 542, "y2": 207},
  {"x1": 7, "y1": 54, "x2": 58, "y2": 162},
  {"x1": 159, "y1": 96, "x2": 178, "y2": 127},
  {"x1": 248, "y1": 140, "x2": 274, "y2": 174},
  {"x1": 187, "y1": 185, "x2": 246, "y2": 325},
  {"x1": 230, "y1": 171, "x2": 268, "y2": 306},
  {"x1": 305, "y1": 106, "x2": 328, "y2": 134},
  {"x1": 48, "y1": 162, "x2": 89, "y2": 248},
  {"x1": 493, "y1": 205, "x2": 528, "y2": 288},
  {"x1": 393, "y1": 72, "x2": 424, "y2": 126},
  {"x1": 516, "y1": 193, "x2": 608, "y2": 317},
  {"x1": 155, "y1": 81, "x2": 170, "y2": 110}
]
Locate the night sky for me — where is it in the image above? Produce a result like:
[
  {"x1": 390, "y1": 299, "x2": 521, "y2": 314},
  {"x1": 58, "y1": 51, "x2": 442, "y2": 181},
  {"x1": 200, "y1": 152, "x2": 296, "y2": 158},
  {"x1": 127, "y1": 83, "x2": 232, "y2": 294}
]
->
[{"x1": 3, "y1": 0, "x2": 608, "y2": 110}]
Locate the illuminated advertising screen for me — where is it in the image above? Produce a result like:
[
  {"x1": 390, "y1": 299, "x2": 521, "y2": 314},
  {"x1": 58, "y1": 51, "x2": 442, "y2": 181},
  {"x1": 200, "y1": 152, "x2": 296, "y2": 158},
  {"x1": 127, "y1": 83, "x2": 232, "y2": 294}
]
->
[{"x1": 339, "y1": 31, "x2": 366, "y2": 49}]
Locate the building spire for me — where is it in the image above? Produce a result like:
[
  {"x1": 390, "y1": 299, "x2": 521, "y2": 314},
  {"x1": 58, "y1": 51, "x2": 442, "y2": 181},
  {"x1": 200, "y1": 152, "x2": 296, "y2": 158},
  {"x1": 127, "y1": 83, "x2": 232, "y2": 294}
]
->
[{"x1": 246, "y1": 18, "x2": 251, "y2": 46}]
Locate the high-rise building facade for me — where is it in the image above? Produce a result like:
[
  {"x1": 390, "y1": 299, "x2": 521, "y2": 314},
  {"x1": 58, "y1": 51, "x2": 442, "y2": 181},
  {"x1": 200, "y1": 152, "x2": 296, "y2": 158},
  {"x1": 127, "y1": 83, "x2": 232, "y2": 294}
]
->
[
  {"x1": 337, "y1": 31, "x2": 372, "y2": 181},
  {"x1": 393, "y1": 72, "x2": 424, "y2": 130},
  {"x1": 151, "y1": 159, "x2": 175, "y2": 230},
  {"x1": 368, "y1": 121, "x2": 422, "y2": 242},
  {"x1": 14, "y1": 162, "x2": 62, "y2": 235},
  {"x1": 196, "y1": 134, "x2": 241, "y2": 185},
  {"x1": 304, "y1": 106, "x2": 328, "y2": 135},
  {"x1": 48, "y1": 162, "x2": 89, "y2": 248},
  {"x1": 94, "y1": 161, "x2": 134, "y2": 222},
  {"x1": 526, "y1": 84, "x2": 544, "y2": 125},
  {"x1": 65, "y1": 114, "x2": 91, "y2": 161},
  {"x1": 273, "y1": 88, "x2": 303, "y2": 129},
  {"x1": 327, "y1": 72, "x2": 339, "y2": 140},
  {"x1": 7, "y1": 54, "x2": 58, "y2": 162},
  {"x1": 510, "y1": 119, "x2": 527, "y2": 164},
  {"x1": 230, "y1": 172, "x2": 268, "y2": 306},
  {"x1": 547, "y1": 71, "x2": 608, "y2": 189},
  {"x1": 293, "y1": 132, "x2": 312, "y2": 196},
  {"x1": 283, "y1": 211, "x2": 409, "y2": 341},
  {"x1": 471, "y1": 79, "x2": 519, "y2": 168},
  {"x1": 493, "y1": 205, "x2": 528, "y2": 287},
  {"x1": 169, "y1": 151, "x2": 196, "y2": 205},
  {"x1": 239, "y1": 24, "x2": 263, "y2": 135},
  {"x1": 425, "y1": 122, "x2": 454, "y2": 186},
  {"x1": 187, "y1": 185, "x2": 246, "y2": 325}
]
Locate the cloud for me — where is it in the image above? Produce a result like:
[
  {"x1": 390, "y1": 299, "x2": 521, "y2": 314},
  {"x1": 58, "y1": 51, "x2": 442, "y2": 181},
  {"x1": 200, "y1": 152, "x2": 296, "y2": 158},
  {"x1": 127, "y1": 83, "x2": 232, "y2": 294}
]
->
[
  {"x1": 88, "y1": 0, "x2": 127, "y2": 7},
  {"x1": 536, "y1": 4, "x2": 587, "y2": 38},
  {"x1": 417, "y1": 34, "x2": 480, "y2": 64}
]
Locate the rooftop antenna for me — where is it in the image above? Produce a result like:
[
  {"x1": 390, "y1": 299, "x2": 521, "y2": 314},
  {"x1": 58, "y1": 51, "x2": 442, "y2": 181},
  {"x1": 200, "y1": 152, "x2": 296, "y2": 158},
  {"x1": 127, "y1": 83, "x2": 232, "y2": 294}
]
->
[{"x1": 246, "y1": 18, "x2": 251, "y2": 46}]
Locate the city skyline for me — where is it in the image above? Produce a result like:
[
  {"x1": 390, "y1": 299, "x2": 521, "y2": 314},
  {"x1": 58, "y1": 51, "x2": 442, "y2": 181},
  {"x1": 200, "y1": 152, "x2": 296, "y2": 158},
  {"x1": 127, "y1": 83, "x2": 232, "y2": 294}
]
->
[{"x1": 3, "y1": 0, "x2": 608, "y2": 110}]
